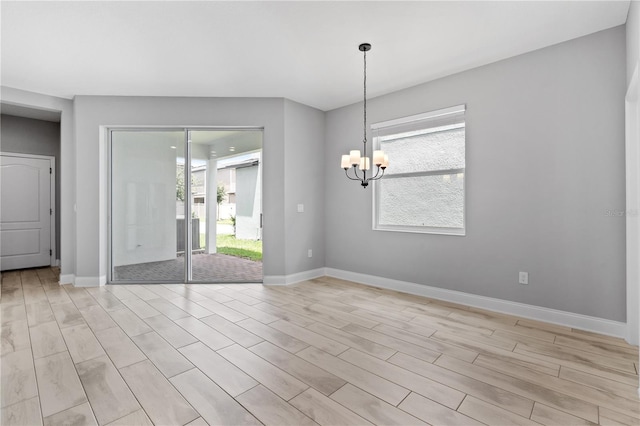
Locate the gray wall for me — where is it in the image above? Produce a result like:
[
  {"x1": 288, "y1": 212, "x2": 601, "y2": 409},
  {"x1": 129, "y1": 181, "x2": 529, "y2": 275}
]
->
[
  {"x1": 284, "y1": 99, "x2": 326, "y2": 274},
  {"x1": 72, "y1": 96, "x2": 325, "y2": 282},
  {"x1": 325, "y1": 26, "x2": 627, "y2": 321},
  {"x1": 628, "y1": 1, "x2": 639, "y2": 87},
  {"x1": 1, "y1": 114, "x2": 61, "y2": 259}
]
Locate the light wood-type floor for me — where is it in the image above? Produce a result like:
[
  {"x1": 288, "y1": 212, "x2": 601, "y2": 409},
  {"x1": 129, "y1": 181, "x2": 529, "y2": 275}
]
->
[{"x1": 1, "y1": 268, "x2": 639, "y2": 426}]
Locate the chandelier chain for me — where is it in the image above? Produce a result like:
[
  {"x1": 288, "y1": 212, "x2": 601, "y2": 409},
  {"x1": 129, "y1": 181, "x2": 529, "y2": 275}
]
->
[{"x1": 363, "y1": 48, "x2": 367, "y2": 146}]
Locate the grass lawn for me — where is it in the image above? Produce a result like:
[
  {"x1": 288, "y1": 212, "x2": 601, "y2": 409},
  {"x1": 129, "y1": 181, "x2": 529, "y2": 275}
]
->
[
  {"x1": 218, "y1": 235, "x2": 262, "y2": 262},
  {"x1": 199, "y1": 234, "x2": 262, "y2": 262}
]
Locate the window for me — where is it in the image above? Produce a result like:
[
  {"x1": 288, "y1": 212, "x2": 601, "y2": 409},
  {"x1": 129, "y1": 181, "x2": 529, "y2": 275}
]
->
[{"x1": 373, "y1": 105, "x2": 466, "y2": 235}]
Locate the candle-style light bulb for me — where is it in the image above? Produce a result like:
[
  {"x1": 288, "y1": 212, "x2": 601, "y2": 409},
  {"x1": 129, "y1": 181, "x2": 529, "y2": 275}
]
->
[
  {"x1": 349, "y1": 150, "x2": 361, "y2": 165},
  {"x1": 359, "y1": 157, "x2": 370, "y2": 170},
  {"x1": 373, "y1": 150, "x2": 384, "y2": 166}
]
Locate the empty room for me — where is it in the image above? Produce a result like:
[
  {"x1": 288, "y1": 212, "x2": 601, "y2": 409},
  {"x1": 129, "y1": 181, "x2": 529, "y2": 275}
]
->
[{"x1": 1, "y1": 1, "x2": 639, "y2": 425}]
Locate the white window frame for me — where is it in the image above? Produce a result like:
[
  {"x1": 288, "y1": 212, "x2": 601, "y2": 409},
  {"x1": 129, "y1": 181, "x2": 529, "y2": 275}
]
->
[{"x1": 372, "y1": 104, "x2": 466, "y2": 236}]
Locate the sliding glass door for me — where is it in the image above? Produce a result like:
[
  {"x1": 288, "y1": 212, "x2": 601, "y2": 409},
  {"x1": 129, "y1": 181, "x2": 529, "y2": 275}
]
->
[{"x1": 109, "y1": 128, "x2": 263, "y2": 284}]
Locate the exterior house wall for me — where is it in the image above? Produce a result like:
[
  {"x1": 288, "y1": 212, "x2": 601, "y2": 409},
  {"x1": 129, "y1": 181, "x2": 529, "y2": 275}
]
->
[{"x1": 235, "y1": 163, "x2": 262, "y2": 240}]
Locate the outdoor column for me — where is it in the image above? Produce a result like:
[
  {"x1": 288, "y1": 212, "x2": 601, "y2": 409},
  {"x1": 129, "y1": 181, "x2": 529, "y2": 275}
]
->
[{"x1": 206, "y1": 156, "x2": 218, "y2": 254}]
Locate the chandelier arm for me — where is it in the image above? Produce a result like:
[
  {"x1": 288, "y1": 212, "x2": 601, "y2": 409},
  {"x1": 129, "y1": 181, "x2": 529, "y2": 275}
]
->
[
  {"x1": 369, "y1": 166, "x2": 381, "y2": 180},
  {"x1": 352, "y1": 166, "x2": 362, "y2": 180},
  {"x1": 345, "y1": 167, "x2": 362, "y2": 181},
  {"x1": 370, "y1": 168, "x2": 386, "y2": 181}
]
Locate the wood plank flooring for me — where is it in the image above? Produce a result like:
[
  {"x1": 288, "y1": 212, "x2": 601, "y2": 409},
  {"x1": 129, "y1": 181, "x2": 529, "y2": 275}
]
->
[{"x1": 1, "y1": 268, "x2": 638, "y2": 425}]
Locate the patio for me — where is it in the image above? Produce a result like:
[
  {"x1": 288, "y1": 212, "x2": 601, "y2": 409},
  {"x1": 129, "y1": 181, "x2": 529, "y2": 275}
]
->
[{"x1": 113, "y1": 253, "x2": 263, "y2": 283}]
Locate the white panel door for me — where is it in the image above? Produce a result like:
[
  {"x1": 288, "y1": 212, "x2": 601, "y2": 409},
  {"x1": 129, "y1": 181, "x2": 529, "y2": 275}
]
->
[{"x1": 1, "y1": 155, "x2": 52, "y2": 271}]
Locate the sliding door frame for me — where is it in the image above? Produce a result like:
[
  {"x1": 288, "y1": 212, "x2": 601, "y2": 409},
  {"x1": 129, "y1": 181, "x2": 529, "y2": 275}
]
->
[
  {"x1": 107, "y1": 125, "x2": 263, "y2": 284},
  {"x1": 185, "y1": 129, "x2": 192, "y2": 283}
]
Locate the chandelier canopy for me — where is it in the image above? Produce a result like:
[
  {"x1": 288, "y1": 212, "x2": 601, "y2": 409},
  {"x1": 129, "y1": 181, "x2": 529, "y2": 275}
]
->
[{"x1": 340, "y1": 43, "x2": 388, "y2": 188}]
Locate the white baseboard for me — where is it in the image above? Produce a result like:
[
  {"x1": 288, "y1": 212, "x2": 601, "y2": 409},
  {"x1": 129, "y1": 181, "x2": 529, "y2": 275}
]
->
[
  {"x1": 325, "y1": 268, "x2": 628, "y2": 340},
  {"x1": 263, "y1": 268, "x2": 326, "y2": 286},
  {"x1": 262, "y1": 275, "x2": 286, "y2": 285},
  {"x1": 627, "y1": 326, "x2": 639, "y2": 346},
  {"x1": 59, "y1": 274, "x2": 75, "y2": 285},
  {"x1": 74, "y1": 275, "x2": 106, "y2": 287}
]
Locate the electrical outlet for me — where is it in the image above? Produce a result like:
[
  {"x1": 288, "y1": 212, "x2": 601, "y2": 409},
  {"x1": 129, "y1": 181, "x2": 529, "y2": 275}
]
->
[
  {"x1": 297, "y1": 204, "x2": 304, "y2": 213},
  {"x1": 519, "y1": 271, "x2": 529, "y2": 285},
  {"x1": 308, "y1": 249, "x2": 313, "y2": 258}
]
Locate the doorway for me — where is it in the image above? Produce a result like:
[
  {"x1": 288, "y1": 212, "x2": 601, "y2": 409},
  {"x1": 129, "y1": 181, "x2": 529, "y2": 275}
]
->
[
  {"x1": 0, "y1": 153, "x2": 55, "y2": 271},
  {"x1": 109, "y1": 128, "x2": 263, "y2": 283}
]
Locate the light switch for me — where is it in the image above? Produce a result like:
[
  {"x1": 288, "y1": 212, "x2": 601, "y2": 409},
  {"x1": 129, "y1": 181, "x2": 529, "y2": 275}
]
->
[{"x1": 297, "y1": 204, "x2": 304, "y2": 213}]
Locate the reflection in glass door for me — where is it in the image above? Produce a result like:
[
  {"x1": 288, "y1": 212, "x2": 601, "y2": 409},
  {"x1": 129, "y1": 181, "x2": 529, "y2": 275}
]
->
[
  {"x1": 110, "y1": 128, "x2": 263, "y2": 283},
  {"x1": 111, "y1": 130, "x2": 186, "y2": 282}
]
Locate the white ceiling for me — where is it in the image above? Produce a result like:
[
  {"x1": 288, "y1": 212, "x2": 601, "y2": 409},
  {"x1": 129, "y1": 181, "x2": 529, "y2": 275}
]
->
[
  {"x1": 0, "y1": 1, "x2": 630, "y2": 112},
  {"x1": 191, "y1": 129, "x2": 263, "y2": 159}
]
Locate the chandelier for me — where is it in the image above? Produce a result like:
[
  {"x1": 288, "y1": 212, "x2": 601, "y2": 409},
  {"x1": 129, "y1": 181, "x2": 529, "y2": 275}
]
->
[{"x1": 340, "y1": 43, "x2": 388, "y2": 188}]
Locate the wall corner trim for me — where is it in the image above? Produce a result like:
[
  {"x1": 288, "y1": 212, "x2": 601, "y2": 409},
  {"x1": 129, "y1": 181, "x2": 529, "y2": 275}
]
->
[
  {"x1": 74, "y1": 275, "x2": 106, "y2": 288},
  {"x1": 263, "y1": 268, "x2": 326, "y2": 286},
  {"x1": 325, "y1": 268, "x2": 629, "y2": 340},
  {"x1": 59, "y1": 274, "x2": 75, "y2": 286}
]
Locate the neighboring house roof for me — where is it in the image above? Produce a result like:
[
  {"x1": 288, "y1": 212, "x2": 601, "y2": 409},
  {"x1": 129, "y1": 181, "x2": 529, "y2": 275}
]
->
[{"x1": 218, "y1": 159, "x2": 259, "y2": 171}]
